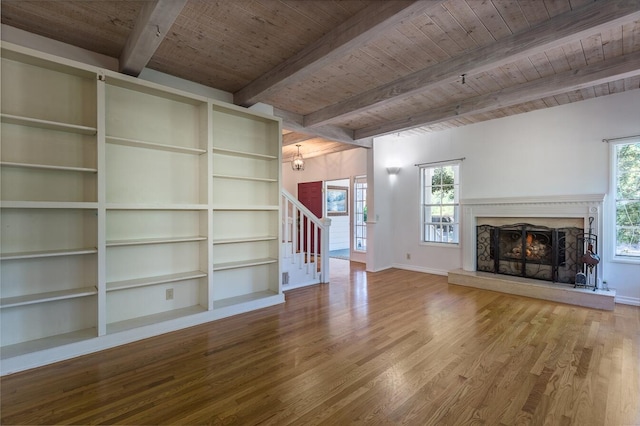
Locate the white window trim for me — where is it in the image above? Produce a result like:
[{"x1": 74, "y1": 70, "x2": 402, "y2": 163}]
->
[
  {"x1": 609, "y1": 138, "x2": 640, "y2": 264},
  {"x1": 419, "y1": 161, "x2": 461, "y2": 245}
]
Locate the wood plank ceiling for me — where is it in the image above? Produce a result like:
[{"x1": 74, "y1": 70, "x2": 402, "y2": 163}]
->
[{"x1": 2, "y1": 0, "x2": 639, "y2": 162}]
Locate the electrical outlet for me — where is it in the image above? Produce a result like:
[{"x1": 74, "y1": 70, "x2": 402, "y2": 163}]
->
[
  {"x1": 406, "y1": 253, "x2": 411, "y2": 260},
  {"x1": 166, "y1": 288, "x2": 174, "y2": 300}
]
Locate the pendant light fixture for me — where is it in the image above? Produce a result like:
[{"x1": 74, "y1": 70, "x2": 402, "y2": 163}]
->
[{"x1": 291, "y1": 144, "x2": 305, "y2": 171}]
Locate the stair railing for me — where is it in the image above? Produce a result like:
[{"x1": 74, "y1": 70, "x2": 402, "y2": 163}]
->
[{"x1": 281, "y1": 189, "x2": 330, "y2": 284}]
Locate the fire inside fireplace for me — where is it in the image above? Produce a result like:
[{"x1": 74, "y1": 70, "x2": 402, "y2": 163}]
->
[
  {"x1": 477, "y1": 223, "x2": 583, "y2": 283},
  {"x1": 501, "y1": 229, "x2": 553, "y2": 263}
]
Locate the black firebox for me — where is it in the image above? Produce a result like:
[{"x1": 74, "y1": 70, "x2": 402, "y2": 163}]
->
[{"x1": 476, "y1": 223, "x2": 583, "y2": 284}]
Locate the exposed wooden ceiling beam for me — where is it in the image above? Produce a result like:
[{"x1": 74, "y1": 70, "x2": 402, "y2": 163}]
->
[
  {"x1": 282, "y1": 132, "x2": 317, "y2": 146},
  {"x1": 355, "y1": 50, "x2": 640, "y2": 139},
  {"x1": 119, "y1": 0, "x2": 187, "y2": 76},
  {"x1": 304, "y1": 0, "x2": 640, "y2": 128},
  {"x1": 282, "y1": 140, "x2": 360, "y2": 162},
  {"x1": 275, "y1": 108, "x2": 373, "y2": 149},
  {"x1": 233, "y1": 0, "x2": 444, "y2": 107}
]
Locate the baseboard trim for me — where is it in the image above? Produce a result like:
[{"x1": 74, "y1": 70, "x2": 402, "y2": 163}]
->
[
  {"x1": 614, "y1": 295, "x2": 640, "y2": 306},
  {"x1": 392, "y1": 263, "x2": 448, "y2": 276}
]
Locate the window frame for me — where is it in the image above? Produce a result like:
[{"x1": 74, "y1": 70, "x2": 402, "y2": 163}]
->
[
  {"x1": 353, "y1": 175, "x2": 367, "y2": 253},
  {"x1": 610, "y1": 138, "x2": 640, "y2": 264},
  {"x1": 419, "y1": 161, "x2": 460, "y2": 245}
]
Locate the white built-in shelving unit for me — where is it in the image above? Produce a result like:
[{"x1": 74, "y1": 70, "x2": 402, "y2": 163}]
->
[
  {"x1": 104, "y1": 76, "x2": 211, "y2": 334},
  {"x1": 211, "y1": 105, "x2": 281, "y2": 310},
  {"x1": 0, "y1": 42, "x2": 283, "y2": 374},
  {"x1": 0, "y1": 46, "x2": 99, "y2": 360}
]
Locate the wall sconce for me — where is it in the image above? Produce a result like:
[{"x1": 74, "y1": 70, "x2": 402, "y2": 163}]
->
[
  {"x1": 291, "y1": 144, "x2": 305, "y2": 171},
  {"x1": 386, "y1": 166, "x2": 401, "y2": 175}
]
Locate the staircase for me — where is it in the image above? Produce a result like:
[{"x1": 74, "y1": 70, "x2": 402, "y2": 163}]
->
[{"x1": 281, "y1": 190, "x2": 331, "y2": 290}]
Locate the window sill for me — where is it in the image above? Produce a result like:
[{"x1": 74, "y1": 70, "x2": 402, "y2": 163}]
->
[
  {"x1": 610, "y1": 255, "x2": 640, "y2": 265},
  {"x1": 420, "y1": 241, "x2": 460, "y2": 249}
]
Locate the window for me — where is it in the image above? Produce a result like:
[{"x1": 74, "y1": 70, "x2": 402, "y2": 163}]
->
[
  {"x1": 353, "y1": 176, "x2": 367, "y2": 252},
  {"x1": 420, "y1": 162, "x2": 460, "y2": 244},
  {"x1": 612, "y1": 140, "x2": 640, "y2": 260}
]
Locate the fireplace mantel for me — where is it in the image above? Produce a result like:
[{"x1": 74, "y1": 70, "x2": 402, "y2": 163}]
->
[
  {"x1": 461, "y1": 194, "x2": 606, "y2": 206},
  {"x1": 460, "y1": 194, "x2": 605, "y2": 280}
]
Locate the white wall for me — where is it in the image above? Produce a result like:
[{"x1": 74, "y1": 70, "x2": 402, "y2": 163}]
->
[
  {"x1": 366, "y1": 147, "x2": 397, "y2": 272},
  {"x1": 374, "y1": 89, "x2": 640, "y2": 303},
  {"x1": 282, "y1": 148, "x2": 367, "y2": 195}
]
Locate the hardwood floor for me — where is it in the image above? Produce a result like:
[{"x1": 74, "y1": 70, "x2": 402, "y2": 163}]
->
[{"x1": 1, "y1": 259, "x2": 639, "y2": 425}]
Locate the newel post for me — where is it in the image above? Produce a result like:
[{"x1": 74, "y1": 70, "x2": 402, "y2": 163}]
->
[{"x1": 321, "y1": 218, "x2": 332, "y2": 283}]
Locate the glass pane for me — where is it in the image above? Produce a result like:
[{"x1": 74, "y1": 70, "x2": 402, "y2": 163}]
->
[
  {"x1": 451, "y1": 224, "x2": 459, "y2": 243},
  {"x1": 431, "y1": 206, "x2": 444, "y2": 226},
  {"x1": 616, "y1": 143, "x2": 640, "y2": 199},
  {"x1": 434, "y1": 224, "x2": 443, "y2": 242},
  {"x1": 616, "y1": 200, "x2": 640, "y2": 257},
  {"x1": 425, "y1": 224, "x2": 435, "y2": 241},
  {"x1": 451, "y1": 205, "x2": 460, "y2": 223},
  {"x1": 353, "y1": 179, "x2": 367, "y2": 252},
  {"x1": 423, "y1": 205, "x2": 433, "y2": 222}
]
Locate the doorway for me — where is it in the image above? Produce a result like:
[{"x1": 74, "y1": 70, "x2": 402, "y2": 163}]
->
[{"x1": 325, "y1": 178, "x2": 350, "y2": 260}]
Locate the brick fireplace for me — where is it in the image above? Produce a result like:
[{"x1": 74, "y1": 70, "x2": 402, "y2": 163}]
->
[{"x1": 448, "y1": 194, "x2": 615, "y2": 310}]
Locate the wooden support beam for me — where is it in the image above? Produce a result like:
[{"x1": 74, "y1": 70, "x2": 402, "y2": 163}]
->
[
  {"x1": 282, "y1": 140, "x2": 360, "y2": 162},
  {"x1": 275, "y1": 108, "x2": 372, "y2": 149},
  {"x1": 283, "y1": 132, "x2": 317, "y2": 146},
  {"x1": 119, "y1": 0, "x2": 188, "y2": 76},
  {"x1": 354, "y1": 50, "x2": 640, "y2": 139},
  {"x1": 234, "y1": 0, "x2": 443, "y2": 107},
  {"x1": 305, "y1": 0, "x2": 640, "y2": 128}
]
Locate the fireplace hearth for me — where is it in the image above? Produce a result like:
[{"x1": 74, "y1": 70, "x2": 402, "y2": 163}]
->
[{"x1": 477, "y1": 223, "x2": 583, "y2": 283}]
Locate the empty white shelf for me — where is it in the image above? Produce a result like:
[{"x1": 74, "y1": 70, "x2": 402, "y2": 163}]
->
[
  {"x1": 213, "y1": 290, "x2": 280, "y2": 309},
  {"x1": 106, "y1": 135, "x2": 206, "y2": 155},
  {"x1": 106, "y1": 305, "x2": 207, "y2": 334},
  {"x1": 0, "y1": 113, "x2": 97, "y2": 135},
  {"x1": 107, "y1": 236, "x2": 207, "y2": 247},
  {"x1": 212, "y1": 236, "x2": 277, "y2": 245},
  {"x1": 212, "y1": 258, "x2": 277, "y2": 271},
  {"x1": 0, "y1": 328, "x2": 97, "y2": 360},
  {"x1": 0, "y1": 162, "x2": 97, "y2": 173},
  {"x1": 0, "y1": 201, "x2": 98, "y2": 209},
  {"x1": 1, "y1": 247, "x2": 97, "y2": 260},
  {"x1": 1, "y1": 287, "x2": 97, "y2": 309},
  {"x1": 212, "y1": 204, "x2": 279, "y2": 211},
  {"x1": 107, "y1": 271, "x2": 208, "y2": 292},
  {"x1": 212, "y1": 173, "x2": 277, "y2": 183},
  {"x1": 106, "y1": 203, "x2": 208, "y2": 210},
  {"x1": 212, "y1": 147, "x2": 277, "y2": 160}
]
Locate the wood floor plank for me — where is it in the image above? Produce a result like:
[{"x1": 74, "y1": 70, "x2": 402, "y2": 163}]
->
[{"x1": 1, "y1": 259, "x2": 638, "y2": 425}]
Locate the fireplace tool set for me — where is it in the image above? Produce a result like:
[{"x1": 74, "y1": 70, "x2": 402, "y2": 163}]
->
[{"x1": 576, "y1": 217, "x2": 600, "y2": 290}]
